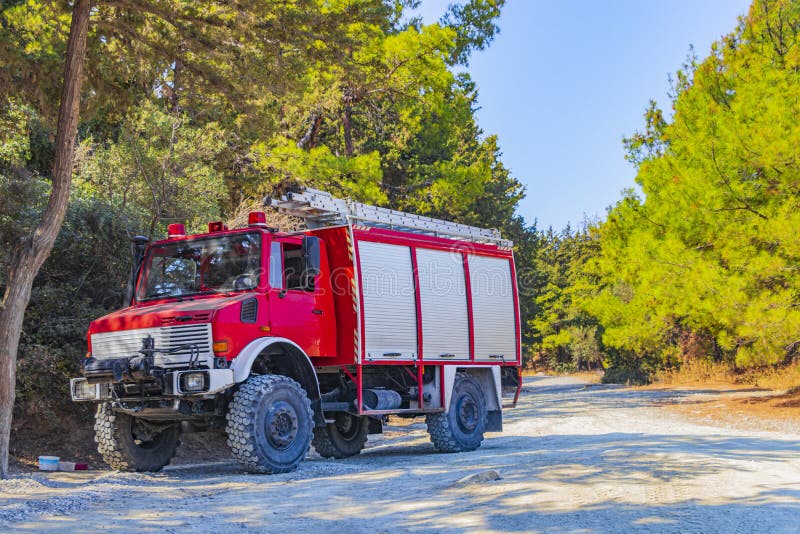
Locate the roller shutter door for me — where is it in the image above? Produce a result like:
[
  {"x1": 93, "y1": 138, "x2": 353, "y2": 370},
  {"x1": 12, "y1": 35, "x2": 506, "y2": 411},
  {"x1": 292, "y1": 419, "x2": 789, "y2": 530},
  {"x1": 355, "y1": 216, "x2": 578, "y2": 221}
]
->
[
  {"x1": 417, "y1": 248, "x2": 470, "y2": 360},
  {"x1": 358, "y1": 241, "x2": 418, "y2": 360},
  {"x1": 468, "y1": 255, "x2": 517, "y2": 361}
]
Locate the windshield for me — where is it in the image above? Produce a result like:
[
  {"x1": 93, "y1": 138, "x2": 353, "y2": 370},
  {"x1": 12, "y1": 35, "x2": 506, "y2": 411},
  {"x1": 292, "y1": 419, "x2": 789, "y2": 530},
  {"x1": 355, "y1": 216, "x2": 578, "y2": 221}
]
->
[{"x1": 136, "y1": 232, "x2": 262, "y2": 301}]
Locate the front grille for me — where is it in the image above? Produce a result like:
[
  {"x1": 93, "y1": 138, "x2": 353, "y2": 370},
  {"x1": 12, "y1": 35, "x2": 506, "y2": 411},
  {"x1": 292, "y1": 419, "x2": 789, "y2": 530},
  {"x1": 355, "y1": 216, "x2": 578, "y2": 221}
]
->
[{"x1": 90, "y1": 324, "x2": 213, "y2": 368}]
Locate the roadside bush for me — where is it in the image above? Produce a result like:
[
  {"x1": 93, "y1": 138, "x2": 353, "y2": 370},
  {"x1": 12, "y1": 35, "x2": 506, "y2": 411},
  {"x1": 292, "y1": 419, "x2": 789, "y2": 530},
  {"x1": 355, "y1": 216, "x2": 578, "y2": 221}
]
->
[
  {"x1": 601, "y1": 366, "x2": 650, "y2": 386},
  {"x1": 1, "y1": 171, "x2": 145, "y2": 453},
  {"x1": 599, "y1": 347, "x2": 661, "y2": 385},
  {"x1": 548, "y1": 359, "x2": 577, "y2": 374}
]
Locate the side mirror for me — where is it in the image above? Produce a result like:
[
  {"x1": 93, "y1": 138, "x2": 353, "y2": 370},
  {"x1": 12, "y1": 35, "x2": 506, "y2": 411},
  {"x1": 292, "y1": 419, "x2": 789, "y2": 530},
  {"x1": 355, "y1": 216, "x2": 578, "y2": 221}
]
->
[
  {"x1": 124, "y1": 235, "x2": 149, "y2": 306},
  {"x1": 301, "y1": 235, "x2": 321, "y2": 282}
]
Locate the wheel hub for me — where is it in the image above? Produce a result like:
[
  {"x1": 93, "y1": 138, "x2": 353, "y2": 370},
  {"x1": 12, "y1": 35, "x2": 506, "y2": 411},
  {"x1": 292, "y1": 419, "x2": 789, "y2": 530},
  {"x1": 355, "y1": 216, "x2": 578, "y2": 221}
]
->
[
  {"x1": 334, "y1": 413, "x2": 359, "y2": 440},
  {"x1": 266, "y1": 401, "x2": 299, "y2": 450},
  {"x1": 132, "y1": 419, "x2": 157, "y2": 444},
  {"x1": 456, "y1": 395, "x2": 479, "y2": 433}
]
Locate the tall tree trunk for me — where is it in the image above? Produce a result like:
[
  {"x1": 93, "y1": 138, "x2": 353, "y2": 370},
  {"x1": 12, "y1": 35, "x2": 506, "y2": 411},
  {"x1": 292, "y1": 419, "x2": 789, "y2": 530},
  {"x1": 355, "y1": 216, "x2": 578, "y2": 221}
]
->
[
  {"x1": 342, "y1": 86, "x2": 356, "y2": 158},
  {"x1": 297, "y1": 111, "x2": 322, "y2": 150},
  {"x1": 171, "y1": 55, "x2": 183, "y2": 115},
  {"x1": 342, "y1": 103, "x2": 354, "y2": 157},
  {"x1": 0, "y1": 0, "x2": 91, "y2": 478}
]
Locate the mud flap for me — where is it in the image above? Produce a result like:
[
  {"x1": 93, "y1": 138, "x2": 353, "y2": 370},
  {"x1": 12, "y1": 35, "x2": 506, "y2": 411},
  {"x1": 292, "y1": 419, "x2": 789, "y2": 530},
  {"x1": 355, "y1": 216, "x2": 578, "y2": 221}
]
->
[
  {"x1": 487, "y1": 410, "x2": 502, "y2": 432},
  {"x1": 367, "y1": 416, "x2": 384, "y2": 435}
]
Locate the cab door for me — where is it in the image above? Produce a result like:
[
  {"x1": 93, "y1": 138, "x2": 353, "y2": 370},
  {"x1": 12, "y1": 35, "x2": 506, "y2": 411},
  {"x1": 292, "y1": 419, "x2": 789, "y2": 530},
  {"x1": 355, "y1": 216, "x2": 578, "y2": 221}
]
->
[{"x1": 266, "y1": 236, "x2": 336, "y2": 357}]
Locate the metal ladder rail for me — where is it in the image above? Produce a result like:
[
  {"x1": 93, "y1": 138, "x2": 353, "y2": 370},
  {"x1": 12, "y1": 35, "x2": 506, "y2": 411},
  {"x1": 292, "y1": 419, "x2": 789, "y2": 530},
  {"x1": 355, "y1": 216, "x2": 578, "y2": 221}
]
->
[{"x1": 266, "y1": 188, "x2": 513, "y2": 247}]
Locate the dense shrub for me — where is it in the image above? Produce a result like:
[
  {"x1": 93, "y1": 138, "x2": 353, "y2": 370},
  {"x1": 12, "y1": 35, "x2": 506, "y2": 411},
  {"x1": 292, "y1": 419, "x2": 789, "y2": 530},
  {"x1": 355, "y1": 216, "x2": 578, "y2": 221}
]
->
[{"x1": 1, "y1": 172, "x2": 145, "y2": 437}]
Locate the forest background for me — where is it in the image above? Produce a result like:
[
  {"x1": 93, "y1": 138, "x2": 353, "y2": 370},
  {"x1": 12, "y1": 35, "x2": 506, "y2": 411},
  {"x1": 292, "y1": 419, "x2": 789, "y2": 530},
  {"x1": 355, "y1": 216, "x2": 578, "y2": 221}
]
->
[{"x1": 2, "y1": 0, "x2": 799, "y2": 462}]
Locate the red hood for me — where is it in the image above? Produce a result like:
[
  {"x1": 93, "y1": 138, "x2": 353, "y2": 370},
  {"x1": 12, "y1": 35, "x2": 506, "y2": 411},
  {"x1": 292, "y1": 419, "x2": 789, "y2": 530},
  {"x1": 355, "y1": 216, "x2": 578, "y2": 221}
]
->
[{"x1": 88, "y1": 293, "x2": 253, "y2": 335}]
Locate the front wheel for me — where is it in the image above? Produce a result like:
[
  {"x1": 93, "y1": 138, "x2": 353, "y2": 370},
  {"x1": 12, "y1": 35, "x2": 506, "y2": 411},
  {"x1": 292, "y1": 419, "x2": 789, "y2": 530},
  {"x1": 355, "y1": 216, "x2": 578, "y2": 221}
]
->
[
  {"x1": 226, "y1": 374, "x2": 314, "y2": 474},
  {"x1": 426, "y1": 372, "x2": 487, "y2": 452},
  {"x1": 312, "y1": 413, "x2": 369, "y2": 458},
  {"x1": 94, "y1": 403, "x2": 180, "y2": 472}
]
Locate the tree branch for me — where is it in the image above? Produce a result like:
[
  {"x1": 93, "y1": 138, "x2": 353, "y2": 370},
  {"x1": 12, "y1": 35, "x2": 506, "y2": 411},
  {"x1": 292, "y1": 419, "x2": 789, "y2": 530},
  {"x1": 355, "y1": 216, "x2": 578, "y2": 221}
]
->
[{"x1": 710, "y1": 145, "x2": 768, "y2": 220}]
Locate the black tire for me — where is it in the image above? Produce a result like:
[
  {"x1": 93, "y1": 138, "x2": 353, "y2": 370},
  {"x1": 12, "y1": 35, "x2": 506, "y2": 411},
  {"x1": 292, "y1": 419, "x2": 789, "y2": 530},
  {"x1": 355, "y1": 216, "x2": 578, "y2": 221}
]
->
[
  {"x1": 94, "y1": 403, "x2": 180, "y2": 472},
  {"x1": 226, "y1": 374, "x2": 314, "y2": 474},
  {"x1": 426, "y1": 372, "x2": 487, "y2": 453},
  {"x1": 312, "y1": 413, "x2": 369, "y2": 459}
]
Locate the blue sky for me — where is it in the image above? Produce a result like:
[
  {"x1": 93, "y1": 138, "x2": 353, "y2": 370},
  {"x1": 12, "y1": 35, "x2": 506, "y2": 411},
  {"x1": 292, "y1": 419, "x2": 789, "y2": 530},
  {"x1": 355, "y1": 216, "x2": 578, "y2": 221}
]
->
[{"x1": 416, "y1": 1, "x2": 752, "y2": 231}]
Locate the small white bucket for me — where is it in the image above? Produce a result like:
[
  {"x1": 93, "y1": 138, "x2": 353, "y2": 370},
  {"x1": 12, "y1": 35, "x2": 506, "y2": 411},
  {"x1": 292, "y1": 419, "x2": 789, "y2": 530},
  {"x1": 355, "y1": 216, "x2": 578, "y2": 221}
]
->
[
  {"x1": 38, "y1": 456, "x2": 60, "y2": 471},
  {"x1": 58, "y1": 461, "x2": 76, "y2": 471}
]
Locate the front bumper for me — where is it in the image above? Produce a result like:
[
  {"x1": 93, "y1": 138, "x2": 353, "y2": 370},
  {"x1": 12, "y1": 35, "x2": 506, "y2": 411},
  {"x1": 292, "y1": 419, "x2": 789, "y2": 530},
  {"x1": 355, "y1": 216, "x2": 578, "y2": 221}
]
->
[{"x1": 70, "y1": 368, "x2": 235, "y2": 402}]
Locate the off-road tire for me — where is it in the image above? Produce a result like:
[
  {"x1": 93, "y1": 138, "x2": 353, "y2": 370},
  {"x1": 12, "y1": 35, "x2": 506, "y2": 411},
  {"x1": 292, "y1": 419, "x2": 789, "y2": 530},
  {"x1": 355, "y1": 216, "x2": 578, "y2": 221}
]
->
[
  {"x1": 312, "y1": 413, "x2": 369, "y2": 459},
  {"x1": 94, "y1": 403, "x2": 180, "y2": 472},
  {"x1": 226, "y1": 374, "x2": 314, "y2": 474},
  {"x1": 426, "y1": 372, "x2": 487, "y2": 453}
]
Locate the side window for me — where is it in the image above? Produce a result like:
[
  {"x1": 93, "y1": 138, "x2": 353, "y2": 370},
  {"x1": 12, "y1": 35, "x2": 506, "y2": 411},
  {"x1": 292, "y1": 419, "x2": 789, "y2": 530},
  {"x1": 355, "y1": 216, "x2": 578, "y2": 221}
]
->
[
  {"x1": 283, "y1": 243, "x2": 307, "y2": 291},
  {"x1": 269, "y1": 241, "x2": 284, "y2": 290},
  {"x1": 271, "y1": 241, "x2": 315, "y2": 292}
]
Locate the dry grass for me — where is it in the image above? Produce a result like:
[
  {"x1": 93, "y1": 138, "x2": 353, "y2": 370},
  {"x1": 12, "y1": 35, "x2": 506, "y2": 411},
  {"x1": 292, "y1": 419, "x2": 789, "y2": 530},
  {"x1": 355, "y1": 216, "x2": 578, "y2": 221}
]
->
[
  {"x1": 653, "y1": 361, "x2": 741, "y2": 388},
  {"x1": 667, "y1": 389, "x2": 800, "y2": 431},
  {"x1": 654, "y1": 361, "x2": 800, "y2": 431},
  {"x1": 226, "y1": 198, "x2": 304, "y2": 231},
  {"x1": 567, "y1": 371, "x2": 604, "y2": 384},
  {"x1": 653, "y1": 360, "x2": 800, "y2": 391}
]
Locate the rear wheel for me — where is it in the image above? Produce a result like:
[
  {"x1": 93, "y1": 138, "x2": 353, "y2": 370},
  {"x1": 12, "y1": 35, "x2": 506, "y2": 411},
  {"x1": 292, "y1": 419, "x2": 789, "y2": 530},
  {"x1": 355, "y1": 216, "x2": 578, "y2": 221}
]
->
[
  {"x1": 312, "y1": 413, "x2": 369, "y2": 458},
  {"x1": 226, "y1": 374, "x2": 314, "y2": 474},
  {"x1": 426, "y1": 372, "x2": 487, "y2": 452},
  {"x1": 94, "y1": 403, "x2": 180, "y2": 472}
]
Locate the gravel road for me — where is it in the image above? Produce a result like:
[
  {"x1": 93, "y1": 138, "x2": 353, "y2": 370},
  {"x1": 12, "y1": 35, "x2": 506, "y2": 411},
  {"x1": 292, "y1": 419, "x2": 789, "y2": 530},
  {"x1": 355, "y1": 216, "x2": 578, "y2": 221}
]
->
[{"x1": 2, "y1": 376, "x2": 799, "y2": 533}]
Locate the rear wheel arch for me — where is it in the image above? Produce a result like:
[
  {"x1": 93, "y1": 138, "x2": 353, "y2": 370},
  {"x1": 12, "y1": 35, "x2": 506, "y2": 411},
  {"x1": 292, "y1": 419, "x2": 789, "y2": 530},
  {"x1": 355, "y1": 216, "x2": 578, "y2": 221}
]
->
[
  {"x1": 444, "y1": 366, "x2": 503, "y2": 432},
  {"x1": 443, "y1": 366, "x2": 502, "y2": 412}
]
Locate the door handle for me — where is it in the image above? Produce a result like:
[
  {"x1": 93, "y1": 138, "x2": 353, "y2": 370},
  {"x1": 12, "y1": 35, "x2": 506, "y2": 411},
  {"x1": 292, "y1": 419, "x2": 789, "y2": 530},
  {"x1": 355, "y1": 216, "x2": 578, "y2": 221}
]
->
[{"x1": 312, "y1": 309, "x2": 323, "y2": 315}]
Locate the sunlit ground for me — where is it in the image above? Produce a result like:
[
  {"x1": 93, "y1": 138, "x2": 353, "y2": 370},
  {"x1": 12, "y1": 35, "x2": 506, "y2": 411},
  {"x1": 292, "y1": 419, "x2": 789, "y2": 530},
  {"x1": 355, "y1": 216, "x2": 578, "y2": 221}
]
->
[{"x1": 3, "y1": 377, "x2": 799, "y2": 533}]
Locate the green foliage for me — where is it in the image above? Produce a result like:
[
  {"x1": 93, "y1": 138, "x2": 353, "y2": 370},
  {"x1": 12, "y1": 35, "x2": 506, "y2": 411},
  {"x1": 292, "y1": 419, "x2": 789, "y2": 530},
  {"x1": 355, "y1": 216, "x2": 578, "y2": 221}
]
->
[
  {"x1": 1, "y1": 170, "x2": 139, "y2": 428},
  {"x1": 0, "y1": 101, "x2": 48, "y2": 248},
  {"x1": 528, "y1": 227, "x2": 604, "y2": 370},
  {"x1": 250, "y1": 13, "x2": 519, "y2": 227},
  {"x1": 584, "y1": 0, "x2": 800, "y2": 374},
  {"x1": 1, "y1": 1, "x2": 554, "y2": 445},
  {"x1": 252, "y1": 137, "x2": 387, "y2": 204},
  {"x1": 76, "y1": 100, "x2": 226, "y2": 237},
  {"x1": 0, "y1": 99, "x2": 32, "y2": 165},
  {"x1": 441, "y1": 0, "x2": 506, "y2": 65}
]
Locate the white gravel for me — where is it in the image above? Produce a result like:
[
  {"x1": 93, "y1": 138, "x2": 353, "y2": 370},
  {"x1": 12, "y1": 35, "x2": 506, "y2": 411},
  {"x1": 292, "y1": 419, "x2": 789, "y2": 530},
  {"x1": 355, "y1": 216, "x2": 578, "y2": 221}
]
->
[{"x1": 3, "y1": 375, "x2": 799, "y2": 533}]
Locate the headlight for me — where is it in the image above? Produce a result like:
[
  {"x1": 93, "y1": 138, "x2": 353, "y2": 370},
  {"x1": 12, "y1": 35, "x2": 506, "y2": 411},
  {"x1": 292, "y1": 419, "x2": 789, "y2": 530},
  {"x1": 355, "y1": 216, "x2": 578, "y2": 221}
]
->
[
  {"x1": 180, "y1": 371, "x2": 208, "y2": 393},
  {"x1": 71, "y1": 378, "x2": 97, "y2": 401}
]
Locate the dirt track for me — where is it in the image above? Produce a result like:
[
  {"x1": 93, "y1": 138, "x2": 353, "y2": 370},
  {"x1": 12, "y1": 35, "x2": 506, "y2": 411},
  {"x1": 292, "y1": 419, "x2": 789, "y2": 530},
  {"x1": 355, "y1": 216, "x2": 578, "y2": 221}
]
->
[{"x1": 3, "y1": 376, "x2": 800, "y2": 533}]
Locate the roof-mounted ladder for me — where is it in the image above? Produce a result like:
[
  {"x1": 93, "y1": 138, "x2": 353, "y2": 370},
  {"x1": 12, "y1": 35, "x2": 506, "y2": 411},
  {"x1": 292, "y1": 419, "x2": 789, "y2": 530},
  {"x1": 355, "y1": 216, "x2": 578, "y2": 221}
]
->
[{"x1": 265, "y1": 188, "x2": 512, "y2": 247}]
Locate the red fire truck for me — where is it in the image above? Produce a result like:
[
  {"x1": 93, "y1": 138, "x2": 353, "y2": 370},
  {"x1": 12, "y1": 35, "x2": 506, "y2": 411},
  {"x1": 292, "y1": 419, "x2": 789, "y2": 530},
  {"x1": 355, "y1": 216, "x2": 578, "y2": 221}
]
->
[{"x1": 71, "y1": 189, "x2": 522, "y2": 473}]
